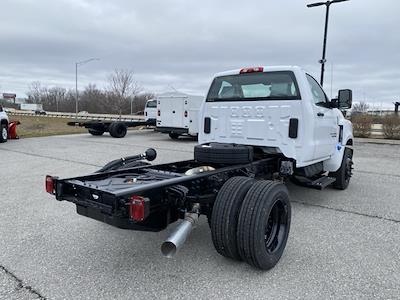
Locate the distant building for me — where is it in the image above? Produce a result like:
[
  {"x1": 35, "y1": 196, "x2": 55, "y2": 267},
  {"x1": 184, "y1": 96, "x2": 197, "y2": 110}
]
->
[{"x1": 2, "y1": 93, "x2": 17, "y2": 103}]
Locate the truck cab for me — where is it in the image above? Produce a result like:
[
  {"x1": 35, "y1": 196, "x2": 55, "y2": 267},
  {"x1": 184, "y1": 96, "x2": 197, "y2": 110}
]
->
[
  {"x1": 199, "y1": 66, "x2": 353, "y2": 174},
  {"x1": 0, "y1": 105, "x2": 9, "y2": 143},
  {"x1": 144, "y1": 99, "x2": 157, "y2": 122}
]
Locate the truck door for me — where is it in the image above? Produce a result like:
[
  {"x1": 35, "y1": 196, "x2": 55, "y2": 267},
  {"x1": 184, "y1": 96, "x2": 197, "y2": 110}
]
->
[
  {"x1": 158, "y1": 96, "x2": 186, "y2": 128},
  {"x1": 306, "y1": 74, "x2": 338, "y2": 160}
]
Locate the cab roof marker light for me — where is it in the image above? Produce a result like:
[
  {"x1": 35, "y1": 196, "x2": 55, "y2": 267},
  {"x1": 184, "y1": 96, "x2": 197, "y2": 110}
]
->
[{"x1": 240, "y1": 67, "x2": 264, "y2": 74}]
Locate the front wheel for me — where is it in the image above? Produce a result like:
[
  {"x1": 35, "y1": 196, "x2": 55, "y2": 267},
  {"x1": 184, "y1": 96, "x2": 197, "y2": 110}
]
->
[
  {"x1": 330, "y1": 147, "x2": 353, "y2": 190},
  {"x1": 237, "y1": 180, "x2": 291, "y2": 270},
  {"x1": 0, "y1": 124, "x2": 8, "y2": 143}
]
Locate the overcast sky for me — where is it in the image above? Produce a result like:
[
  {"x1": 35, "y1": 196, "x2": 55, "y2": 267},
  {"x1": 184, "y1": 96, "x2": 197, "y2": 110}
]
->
[{"x1": 0, "y1": 0, "x2": 399, "y2": 106}]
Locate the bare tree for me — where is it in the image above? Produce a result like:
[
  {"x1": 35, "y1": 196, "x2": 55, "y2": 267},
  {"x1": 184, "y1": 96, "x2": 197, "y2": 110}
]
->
[
  {"x1": 23, "y1": 74, "x2": 150, "y2": 114},
  {"x1": 48, "y1": 87, "x2": 67, "y2": 112},
  {"x1": 27, "y1": 81, "x2": 43, "y2": 103},
  {"x1": 352, "y1": 101, "x2": 369, "y2": 114},
  {"x1": 107, "y1": 69, "x2": 142, "y2": 116}
]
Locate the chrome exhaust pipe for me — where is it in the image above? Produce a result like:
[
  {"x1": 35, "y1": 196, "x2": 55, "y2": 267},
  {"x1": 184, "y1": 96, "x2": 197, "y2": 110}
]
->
[{"x1": 161, "y1": 211, "x2": 199, "y2": 258}]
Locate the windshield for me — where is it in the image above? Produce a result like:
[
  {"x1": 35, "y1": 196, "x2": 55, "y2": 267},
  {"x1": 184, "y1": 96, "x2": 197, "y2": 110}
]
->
[
  {"x1": 146, "y1": 100, "x2": 157, "y2": 108},
  {"x1": 206, "y1": 71, "x2": 300, "y2": 102}
]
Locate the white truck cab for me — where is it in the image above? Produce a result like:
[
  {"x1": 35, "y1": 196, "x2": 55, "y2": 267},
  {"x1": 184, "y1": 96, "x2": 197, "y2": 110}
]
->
[
  {"x1": 0, "y1": 105, "x2": 9, "y2": 143},
  {"x1": 198, "y1": 66, "x2": 353, "y2": 189},
  {"x1": 144, "y1": 99, "x2": 157, "y2": 122}
]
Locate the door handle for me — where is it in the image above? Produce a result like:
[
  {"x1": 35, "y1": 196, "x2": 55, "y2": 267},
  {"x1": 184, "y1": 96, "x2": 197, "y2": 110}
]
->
[{"x1": 317, "y1": 112, "x2": 324, "y2": 117}]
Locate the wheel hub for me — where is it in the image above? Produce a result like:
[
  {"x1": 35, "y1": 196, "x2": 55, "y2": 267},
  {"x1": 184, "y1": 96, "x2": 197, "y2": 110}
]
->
[{"x1": 264, "y1": 200, "x2": 287, "y2": 254}]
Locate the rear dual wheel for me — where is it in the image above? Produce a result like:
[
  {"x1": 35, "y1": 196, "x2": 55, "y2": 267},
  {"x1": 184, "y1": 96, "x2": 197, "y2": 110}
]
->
[
  {"x1": 237, "y1": 181, "x2": 291, "y2": 270},
  {"x1": 211, "y1": 177, "x2": 255, "y2": 260},
  {"x1": 210, "y1": 177, "x2": 291, "y2": 270},
  {"x1": 109, "y1": 122, "x2": 127, "y2": 138}
]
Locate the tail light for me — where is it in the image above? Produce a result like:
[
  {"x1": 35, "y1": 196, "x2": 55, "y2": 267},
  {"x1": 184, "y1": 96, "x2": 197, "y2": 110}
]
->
[
  {"x1": 157, "y1": 109, "x2": 160, "y2": 116},
  {"x1": 129, "y1": 195, "x2": 150, "y2": 222},
  {"x1": 45, "y1": 175, "x2": 55, "y2": 194},
  {"x1": 184, "y1": 111, "x2": 188, "y2": 117},
  {"x1": 240, "y1": 67, "x2": 264, "y2": 74}
]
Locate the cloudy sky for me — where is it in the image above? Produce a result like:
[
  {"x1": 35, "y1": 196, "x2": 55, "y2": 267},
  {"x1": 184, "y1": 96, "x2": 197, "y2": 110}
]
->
[{"x1": 0, "y1": 0, "x2": 399, "y2": 107}]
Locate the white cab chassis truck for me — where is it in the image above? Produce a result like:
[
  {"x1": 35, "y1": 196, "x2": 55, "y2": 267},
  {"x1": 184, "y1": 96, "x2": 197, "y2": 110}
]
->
[
  {"x1": 46, "y1": 66, "x2": 353, "y2": 270},
  {"x1": 0, "y1": 105, "x2": 9, "y2": 143},
  {"x1": 156, "y1": 92, "x2": 204, "y2": 139}
]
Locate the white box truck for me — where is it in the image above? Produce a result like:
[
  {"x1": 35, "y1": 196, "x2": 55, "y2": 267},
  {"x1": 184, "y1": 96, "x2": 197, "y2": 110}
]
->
[
  {"x1": 156, "y1": 92, "x2": 204, "y2": 139},
  {"x1": 20, "y1": 103, "x2": 43, "y2": 111}
]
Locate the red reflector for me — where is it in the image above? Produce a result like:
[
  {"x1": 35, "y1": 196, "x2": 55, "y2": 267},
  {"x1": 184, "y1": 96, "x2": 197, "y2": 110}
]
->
[
  {"x1": 184, "y1": 111, "x2": 188, "y2": 117},
  {"x1": 129, "y1": 196, "x2": 147, "y2": 222},
  {"x1": 240, "y1": 67, "x2": 264, "y2": 74},
  {"x1": 45, "y1": 175, "x2": 55, "y2": 194},
  {"x1": 157, "y1": 110, "x2": 160, "y2": 116}
]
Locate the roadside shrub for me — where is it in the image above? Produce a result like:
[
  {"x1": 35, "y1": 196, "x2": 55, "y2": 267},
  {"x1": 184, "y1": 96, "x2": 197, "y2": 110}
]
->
[
  {"x1": 371, "y1": 115, "x2": 383, "y2": 124},
  {"x1": 352, "y1": 114, "x2": 373, "y2": 138},
  {"x1": 382, "y1": 115, "x2": 400, "y2": 139}
]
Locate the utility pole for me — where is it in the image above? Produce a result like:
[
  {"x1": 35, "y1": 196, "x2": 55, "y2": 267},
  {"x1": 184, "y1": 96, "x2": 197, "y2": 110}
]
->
[
  {"x1": 75, "y1": 58, "x2": 99, "y2": 119},
  {"x1": 307, "y1": 0, "x2": 349, "y2": 87},
  {"x1": 394, "y1": 101, "x2": 400, "y2": 115}
]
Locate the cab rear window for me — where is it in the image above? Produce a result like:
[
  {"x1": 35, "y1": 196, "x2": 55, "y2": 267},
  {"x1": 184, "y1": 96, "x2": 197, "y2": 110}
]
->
[
  {"x1": 146, "y1": 100, "x2": 157, "y2": 108},
  {"x1": 206, "y1": 71, "x2": 300, "y2": 102}
]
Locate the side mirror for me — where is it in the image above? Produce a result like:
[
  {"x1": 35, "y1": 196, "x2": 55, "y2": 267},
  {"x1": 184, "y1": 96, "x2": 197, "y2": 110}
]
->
[
  {"x1": 0, "y1": 105, "x2": 3, "y2": 112},
  {"x1": 338, "y1": 89, "x2": 352, "y2": 109}
]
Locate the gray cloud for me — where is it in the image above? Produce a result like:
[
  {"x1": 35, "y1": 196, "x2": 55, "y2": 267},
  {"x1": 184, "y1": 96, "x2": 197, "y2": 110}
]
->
[{"x1": 0, "y1": 0, "x2": 399, "y2": 105}]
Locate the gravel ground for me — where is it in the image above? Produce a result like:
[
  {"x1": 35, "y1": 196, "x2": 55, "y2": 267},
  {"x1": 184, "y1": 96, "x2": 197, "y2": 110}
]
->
[{"x1": 0, "y1": 130, "x2": 399, "y2": 300}]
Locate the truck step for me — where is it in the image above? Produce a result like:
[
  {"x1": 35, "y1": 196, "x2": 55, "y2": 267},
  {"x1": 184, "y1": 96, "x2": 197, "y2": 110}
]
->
[{"x1": 308, "y1": 176, "x2": 336, "y2": 190}]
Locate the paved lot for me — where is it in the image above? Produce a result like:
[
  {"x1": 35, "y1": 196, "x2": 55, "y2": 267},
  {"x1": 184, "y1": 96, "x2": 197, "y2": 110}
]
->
[{"x1": 0, "y1": 131, "x2": 399, "y2": 300}]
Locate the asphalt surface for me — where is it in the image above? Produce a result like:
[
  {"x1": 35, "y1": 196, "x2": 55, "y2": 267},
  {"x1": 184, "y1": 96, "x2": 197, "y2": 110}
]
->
[{"x1": 0, "y1": 130, "x2": 399, "y2": 300}]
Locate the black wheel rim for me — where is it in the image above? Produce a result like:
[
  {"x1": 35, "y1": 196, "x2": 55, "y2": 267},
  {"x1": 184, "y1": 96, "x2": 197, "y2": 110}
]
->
[{"x1": 264, "y1": 199, "x2": 288, "y2": 254}]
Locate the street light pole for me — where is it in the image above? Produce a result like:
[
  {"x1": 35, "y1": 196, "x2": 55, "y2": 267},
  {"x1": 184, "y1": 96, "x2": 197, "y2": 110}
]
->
[
  {"x1": 75, "y1": 58, "x2": 99, "y2": 119},
  {"x1": 75, "y1": 62, "x2": 78, "y2": 119},
  {"x1": 307, "y1": 0, "x2": 349, "y2": 87}
]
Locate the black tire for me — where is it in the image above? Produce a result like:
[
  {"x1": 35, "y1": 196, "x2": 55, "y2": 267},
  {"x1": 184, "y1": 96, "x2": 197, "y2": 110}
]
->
[
  {"x1": 169, "y1": 133, "x2": 179, "y2": 140},
  {"x1": 88, "y1": 129, "x2": 104, "y2": 136},
  {"x1": 211, "y1": 177, "x2": 255, "y2": 260},
  {"x1": 194, "y1": 143, "x2": 253, "y2": 164},
  {"x1": 330, "y1": 147, "x2": 353, "y2": 190},
  {"x1": 0, "y1": 123, "x2": 8, "y2": 143},
  {"x1": 109, "y1": 122, "x2": 127, "y2": 138},
  {"x1": 237, "y1": 180, "x2": 291, "y2": 270}
]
